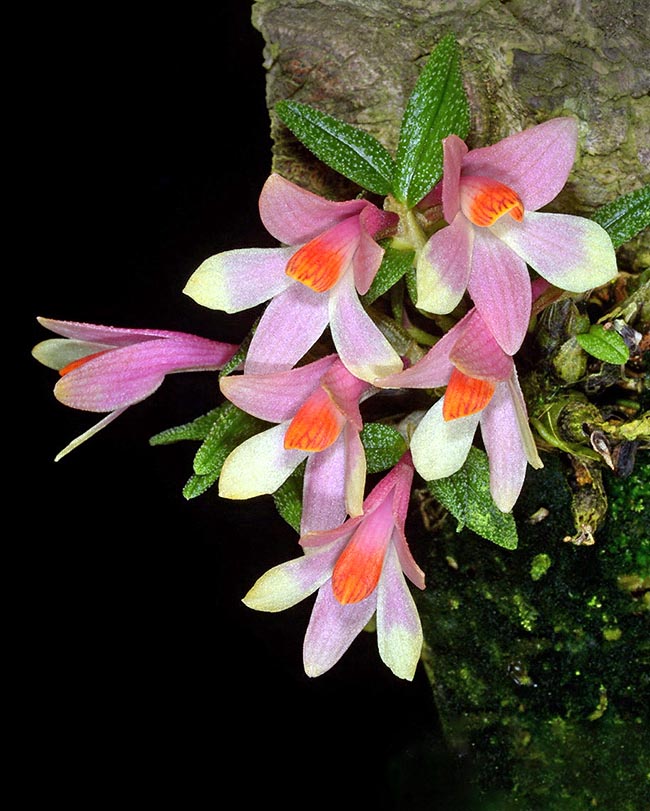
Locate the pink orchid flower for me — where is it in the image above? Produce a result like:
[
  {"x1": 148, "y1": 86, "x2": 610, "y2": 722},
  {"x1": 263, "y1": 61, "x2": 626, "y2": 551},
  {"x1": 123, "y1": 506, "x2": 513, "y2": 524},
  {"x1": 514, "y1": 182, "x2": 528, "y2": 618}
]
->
[
  {"x1": 377, "y1": 308, "x2": 543, "y2": 512},
  {"x1": 183, "y1": 173, "x2": 403, "y2": 383},
  {"x1": 242, "y1": 453, "x2": 425, "y2": 679},
  {"x1": 218, "y1": 355, "x2": 373, "y2": 533},
  {"x1": 416, "y1": 117, "x2": 617, "y2": 355},
  {"x1": 32, "y1": 317, "x2": 238, "y2": 461}
]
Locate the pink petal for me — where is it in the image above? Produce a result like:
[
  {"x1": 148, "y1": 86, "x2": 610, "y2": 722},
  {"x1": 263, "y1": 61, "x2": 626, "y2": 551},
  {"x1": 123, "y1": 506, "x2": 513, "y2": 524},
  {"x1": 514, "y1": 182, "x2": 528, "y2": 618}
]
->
[
  {"x1": 303, "y1": 581, "x2": 377, "y2": 677},
  {"x1": 54, "y1": 336, "x2": 233, "y2": 411},
  {"x1": 36, "y1": 317, "x2": 187, "y2": 345},
  {"x1": 416, "y1": 212, "x2": 474, "y2": 314},
  {"x1": 461, "y1": 117, "x2": 578, "y2": 212},
  {"x1": 377, "y1": 308, "x2": 476, "y2": 389},
  {"x1": 467, "y1": 228, "x2": 532, "y2": 355},
  {"x1": 388, "y1": 455, "x2": 425, "y2": 590},
  {"x1": 320, "y1": 359, "x2": 370, "y2": 430},
  {"x1": 244, "y1": 283, "x2": 330, "y2": 374},
  {"x1": 301, "y1": 435, "x2": 349, "y2": 534},
  {"x1": 441, "y1": 134, "x2": 468, "y2": 223},
  {"x1": 220, "y1": 355, "x2": 337, "y2": 423},
  {"x1": 479, "y1": 381, "x2": 529, "y2": 512},
  {"x1": 353, "y1": 206, "x2": 398, "y2": 295},
  {"x1": 328, "y1": 271, "x2": 403, "y2": 383},
  {"x1": 259, "y1": 173, "x2": 367, "y2": 245},
  {"x1": 183, "y1": 246, "x2": 296, "y2": 313},
  {"x1": 449, "y1": 310, "x2": 514, "y2": 382},
  {"x1": 376, "y1": 544, "x2": 423, "y2": 680},
  {"x1": 54, "y1": 408, "x2": 128, "y2": 462},
  {"x1": 491, "y1": 212, "x2": 618, "y2": 292}
]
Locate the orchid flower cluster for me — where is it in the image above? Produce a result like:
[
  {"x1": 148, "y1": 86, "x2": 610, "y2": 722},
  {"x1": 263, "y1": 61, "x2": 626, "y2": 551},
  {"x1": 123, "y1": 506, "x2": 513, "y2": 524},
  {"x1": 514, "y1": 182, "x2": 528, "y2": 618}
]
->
[{"x1": 33, "y1": 35, "x2": 647, "y2": 681}]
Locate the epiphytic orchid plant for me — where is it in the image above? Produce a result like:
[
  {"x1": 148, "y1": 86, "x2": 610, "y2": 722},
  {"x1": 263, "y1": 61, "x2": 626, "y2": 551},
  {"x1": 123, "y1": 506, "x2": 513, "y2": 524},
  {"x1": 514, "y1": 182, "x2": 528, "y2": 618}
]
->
[{"x1": 32, "y1": 34, "x2": 649, "y2": 680}]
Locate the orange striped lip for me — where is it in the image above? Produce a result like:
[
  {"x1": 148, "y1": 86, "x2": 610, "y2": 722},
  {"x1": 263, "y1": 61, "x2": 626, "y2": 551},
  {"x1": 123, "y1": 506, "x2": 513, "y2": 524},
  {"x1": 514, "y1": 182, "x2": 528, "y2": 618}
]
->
[
  {"x1": 285, "y1": 219, "x2": 358, "y2": 292},
  {"x1": 443, "y1": 367, "x2": 495, "y2": 421},
  {"x1": 59, "y1": 350, "x2": 109, "y2": 376},
  {"x1": 283, "y1": 386, "x2": 345, "y2": 452},
  {"x1": 460, "y1": 175, "x2": 524, "y2": 227},
  {"x1": 331, "y1": 536, "x2": 385, "y2": 604}
]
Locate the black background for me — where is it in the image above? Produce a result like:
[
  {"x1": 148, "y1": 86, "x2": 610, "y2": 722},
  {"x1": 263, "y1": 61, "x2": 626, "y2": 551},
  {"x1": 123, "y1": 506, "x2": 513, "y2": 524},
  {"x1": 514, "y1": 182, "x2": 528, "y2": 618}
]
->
[{"x1": 22, "y1": 4, "x2": 463, "y2": 807}]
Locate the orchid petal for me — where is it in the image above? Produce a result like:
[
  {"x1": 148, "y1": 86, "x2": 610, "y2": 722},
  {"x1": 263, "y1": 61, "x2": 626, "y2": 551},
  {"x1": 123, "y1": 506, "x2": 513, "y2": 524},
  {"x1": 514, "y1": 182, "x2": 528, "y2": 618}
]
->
[
  {"x1": 183, "y1": 246, "x2": 296, "y2": 313},
  {"x1": 321, "y1": 359, "x2": 370, "y2": 430},
  {"x1": 467, "y1": 227, "x2": 532, "y2": 355},
  {"x1": 244, "y1": 283, "x2": 330, "y2": 375},
  {"x1": 54, "y1": 409, "x2": 128, "y2": 462},
  {"x1": 508, "y1": 370, "x2": 544, "y2": 469},
  {"x1": 479, "y1": 381, "x2": 529, "y2": 512},
  {"x1": 449, "y1": 314, "x2": 514, "y2": 383},
  {"x1": 53, "y1": 337, "x2": 233, "y2": 412},
  {"x1": 492, "y1": 212, "x2": 617, "y2": 292},
  {"x1": 301, "y1": 435, "x2": 349, "y2": 534},
  {"x1": 220, "y1": 355, "x2": 337, "y2": 423},
  {"x1": 242, "y1": 540, "x2": 346, "y2": 612},
  {"x1": 376, "y1": 544, "x2": 423, "y2": 681},
  {"x1": 461, "y1": 117, "x2": 578, "y2": 211},
  {"x1": 343, "y1": 423, "x2": 366, "y2": 519},
  {"x1": 328, "y1": 270, "x2": 403, "y2": 383},
  {"x1": 35, "y1": 317, "x2": 184, "y2": 345},
  {"x1": 416, "y1": 212, "x2": 474, "y2": 314},
  {"x1": 410, "y1": 399, "x2": 480, "y2": 480},
  {"x1": 259, "y1": 173, "x2": 366, "y2": 245},
  {"x1": 331, "y1": 496, "x2": 394, "y2": 604},
  {"x1": 441, "y1": 134, "x2": 468, "y2": 223},
  {"x1": 32, "y1": 338, "x2": 115, "y2": 371},
  {"x1": 353, "y1": 206, "x2": 396, "y2": 295},
  {"x1": 389, "y1": 456, "x2": 425, "y2": 590},
  {"x1": 303, "y1": 583, "x2": 377, "y2": 677},
  {"x1": 218, "y1": 423, "x2": 308, "y2": 499},
  {"x1": 378, "y1": 308, "x2": 479, "y2": 390}
]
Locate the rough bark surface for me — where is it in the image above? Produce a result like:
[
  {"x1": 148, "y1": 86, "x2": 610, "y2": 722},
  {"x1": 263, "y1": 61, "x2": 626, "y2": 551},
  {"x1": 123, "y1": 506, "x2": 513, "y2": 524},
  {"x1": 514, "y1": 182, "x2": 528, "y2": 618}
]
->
[{"x1": 252, "y1": 0, "x2": 649, "y2": 265}]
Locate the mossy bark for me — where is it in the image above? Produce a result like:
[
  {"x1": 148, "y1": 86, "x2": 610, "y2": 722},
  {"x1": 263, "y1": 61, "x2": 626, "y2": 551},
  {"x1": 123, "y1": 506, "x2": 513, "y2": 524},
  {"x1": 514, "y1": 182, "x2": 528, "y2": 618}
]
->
[{"x1": 251, "y1": 1, "x2": 649, "y2": 806}]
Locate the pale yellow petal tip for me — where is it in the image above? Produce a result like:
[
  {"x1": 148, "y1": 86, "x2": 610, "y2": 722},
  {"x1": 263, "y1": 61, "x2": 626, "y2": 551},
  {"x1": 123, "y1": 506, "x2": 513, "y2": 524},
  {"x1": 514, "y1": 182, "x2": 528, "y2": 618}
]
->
[
  {"x1": 241, "y1": 569, "x2": 297, "y2": 613},
  {"x1": 183, "y1": 257, "x2": 232, "y2": 312},
  {"x1": 380, "y1": 627, "x2": 422, "y2": 681}
]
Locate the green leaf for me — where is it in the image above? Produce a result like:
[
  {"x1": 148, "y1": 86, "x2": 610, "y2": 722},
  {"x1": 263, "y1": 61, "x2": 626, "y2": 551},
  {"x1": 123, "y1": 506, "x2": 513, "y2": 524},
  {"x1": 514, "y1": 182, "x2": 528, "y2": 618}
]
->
[
  {"x1": 149, "y1": 406, "x2": 226, "y2": 444},
  {"x1": 428, "y1": 447, "x2": 518, "y2": 549},
  {"x1": 273, "y1": 462, "x2": 305, "y2": 534},
  {"x1": 591, "y1": 184, "x2": 650, "y2": 249},
  {"x1": 361, "y1": 423, "x2": 408, "y2": 474},
  {"x1": 393, "y1": 34, "x2": 470, "y2": 207},
  {"x1": 576, "y1": 324, "x2": 630, "y2": 365},
  {"x1": 193, "y1": 405, "x2": 267, "y2": 476},
  {"x1": 183, "y1": 471, "x2": 220, "y2": 500},
  {"x1": 361, "y1": 243, "x2": 415, "y2": 305},
  {"x1": 275, "y1": 100, "x2": 396, "y2": 195}
]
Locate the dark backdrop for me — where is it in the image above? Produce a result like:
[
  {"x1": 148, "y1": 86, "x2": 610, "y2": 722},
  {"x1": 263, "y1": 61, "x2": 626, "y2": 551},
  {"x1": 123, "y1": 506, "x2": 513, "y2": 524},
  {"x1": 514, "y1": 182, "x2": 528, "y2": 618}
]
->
[{"x1": 23, "y1": 4, "x2": 462, "y2": 807}]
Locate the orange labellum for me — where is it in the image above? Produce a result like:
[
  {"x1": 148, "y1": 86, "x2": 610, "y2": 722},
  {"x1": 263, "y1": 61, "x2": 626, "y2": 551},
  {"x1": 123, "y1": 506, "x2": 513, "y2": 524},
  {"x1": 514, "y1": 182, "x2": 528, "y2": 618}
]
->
[
  {"x1": 284, "y1": 387, "x2": 344, "y2": 452},
  {"x1": 462, "y1": 176, "x2": 524, "y2": 227},
  {"x1": 331, "y1": 539, "x2": 385, "y2": 605},
  {"x1": 443, "y1": 367, "x2": 495, "y2": 421},
  {"x1": 59, "y1": 350, "x2": 109, "y2": 376},
  {"x1": 285, "y1": 235, "x2": 348, "y2": 293}
]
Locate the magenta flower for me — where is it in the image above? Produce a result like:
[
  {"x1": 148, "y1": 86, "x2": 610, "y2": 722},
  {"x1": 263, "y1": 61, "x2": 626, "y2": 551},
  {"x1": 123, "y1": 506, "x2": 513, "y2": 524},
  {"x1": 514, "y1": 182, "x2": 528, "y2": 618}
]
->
[
  {"x1": 416, "y1": 117, "x2": 617, "y2": 355},
  {"x1": 242, "y1": 453, "x2": 425, "y2": 679},
  {"x1": 32, "y1": 317, "x2": 238, "y2": 460},
  {"x1": 183, "y1": 173, "x2": 403, "y2": 382},
  {"x1": 377, "y1": 308, "x2": 543, "y2": 512},
  {"x1": 218, "y1": 355, "x2": 373, "y2": 533}
]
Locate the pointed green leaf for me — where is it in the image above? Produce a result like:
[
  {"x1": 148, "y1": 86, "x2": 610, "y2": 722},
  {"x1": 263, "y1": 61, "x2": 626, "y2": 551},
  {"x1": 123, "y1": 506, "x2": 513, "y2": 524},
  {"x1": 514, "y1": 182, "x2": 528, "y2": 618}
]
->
[
  {"x1": 149, "y1": 406, "x2": 226, "y2": 444},
  {"x1": 361, "y1": 243, "x2": 415, "y2": 305},
  {"x1": 183, "y1": 471, "x2": 220, "y2": 500},
  {"x1": 394, "y1": 34, "x2": 470, "y2": 207},
  {"x1": 428, "y1": 447, "x2": 518, "y2": 549},
  {"x1": 591, "y1": 184, "x2": 650, "y2": 248},
  {"x1": 576, "y1": 324, "x2": 630, "y2": 365},
  {"x1": 273, "y1": 462, "x2": 305, "y2": 533},
  {"x1": 275, "y1": 100, "x2": 396, "y2": 195},
  {"x1": 193, "y1": 406, "x2": 268, "y2": 475},
  {"x1": 361, "y1": 423, "x2": 408, "y2": 474}
]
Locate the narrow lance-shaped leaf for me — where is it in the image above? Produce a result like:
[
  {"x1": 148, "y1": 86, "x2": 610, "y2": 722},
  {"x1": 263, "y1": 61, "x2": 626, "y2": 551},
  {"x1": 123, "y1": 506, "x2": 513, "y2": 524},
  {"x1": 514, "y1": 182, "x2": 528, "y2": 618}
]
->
[
  {"x1": 428, "y1": 447, "x2": 519, "y2": 549},
  {"x1": 393, "y1": 33, "x2": 470, "y2": 208},
  {"x1": 275, "y1": 100, "x2": 396, "y2": 195},
  {"x1": 591, "y1": 184, "x2": 650, "y2": 249}
]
